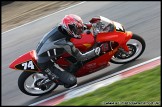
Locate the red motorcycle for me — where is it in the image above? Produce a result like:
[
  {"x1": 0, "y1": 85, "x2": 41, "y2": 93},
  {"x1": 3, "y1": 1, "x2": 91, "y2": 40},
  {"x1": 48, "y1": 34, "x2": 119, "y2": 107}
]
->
[{"x1": 9, "y1": 16, "x2": 146, "y2": 96}]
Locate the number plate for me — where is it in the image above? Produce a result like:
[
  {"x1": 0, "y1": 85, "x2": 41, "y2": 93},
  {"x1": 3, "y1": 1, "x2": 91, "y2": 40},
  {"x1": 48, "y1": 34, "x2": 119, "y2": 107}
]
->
[{"x1": 15, "y1": 60, "x2": 39, "y2": 71}]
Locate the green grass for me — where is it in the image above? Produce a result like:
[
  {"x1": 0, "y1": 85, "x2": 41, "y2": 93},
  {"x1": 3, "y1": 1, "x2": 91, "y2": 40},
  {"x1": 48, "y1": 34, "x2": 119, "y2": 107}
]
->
[{"x1": 57, "y1": 65, "x2": 161, "y2": 106}]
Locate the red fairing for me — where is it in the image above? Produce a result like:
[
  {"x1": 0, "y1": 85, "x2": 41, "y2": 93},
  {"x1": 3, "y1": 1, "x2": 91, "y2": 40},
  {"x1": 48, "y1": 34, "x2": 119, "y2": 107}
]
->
[
  {"x1": 55, "y1": 53, "x2": 72, "y2": 69},
  {"x1": 70, "y1": 32, "x2": 95, "y2": 52},
  {"x1": 9, "y1": 50, "x2": 41, "y2": 71},
  {"x1": 56, "y1": 32, "x2": 95, "y2": 69},
  {"x1": 74, "y1": 48, "x2": 116, "y2": 77},
  {"x1": 96, "y1": 31, "x2": 133, "y2": 52}
]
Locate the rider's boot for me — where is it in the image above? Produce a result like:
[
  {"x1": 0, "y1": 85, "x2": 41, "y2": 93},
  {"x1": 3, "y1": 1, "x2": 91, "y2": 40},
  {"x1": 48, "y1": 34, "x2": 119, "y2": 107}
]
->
[{"x1": 39, "y1": 62, "x2": 77, "y2": 88}]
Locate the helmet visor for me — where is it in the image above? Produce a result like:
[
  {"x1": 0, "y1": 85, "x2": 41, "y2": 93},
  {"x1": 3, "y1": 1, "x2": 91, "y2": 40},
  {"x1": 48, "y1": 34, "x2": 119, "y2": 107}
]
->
[
  {"x1": 69, "y1": 24, "x2": 84, "y2": 35},
  {"x1": 76, "y1": 26, "x2": 84, "y2": 35}
]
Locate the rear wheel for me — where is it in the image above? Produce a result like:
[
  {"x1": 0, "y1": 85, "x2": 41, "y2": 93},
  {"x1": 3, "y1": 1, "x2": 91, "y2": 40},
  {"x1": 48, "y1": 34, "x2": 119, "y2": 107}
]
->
[
  {"x1": 110, "y1": 34, "x2": 146, "y2": 64},
  {"x1": 18, "y1": 71, "x2": 58, "y2": 96}
]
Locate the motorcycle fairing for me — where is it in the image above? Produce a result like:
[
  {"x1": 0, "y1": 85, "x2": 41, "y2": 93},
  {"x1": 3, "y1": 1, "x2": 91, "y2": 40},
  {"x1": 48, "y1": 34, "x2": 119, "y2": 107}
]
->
[
  {"x1": 74, "y1": 47, "x2": 119, "y2": 77},
  {"x1": 70, "y1": 32, "x2": 95, "y2": 52},
  {"x1": 96, "y1": 31, "x2": 133, "y2": 52},
  {"x1": 9, "y1": 50, "x2": 41, "y2": 71}
]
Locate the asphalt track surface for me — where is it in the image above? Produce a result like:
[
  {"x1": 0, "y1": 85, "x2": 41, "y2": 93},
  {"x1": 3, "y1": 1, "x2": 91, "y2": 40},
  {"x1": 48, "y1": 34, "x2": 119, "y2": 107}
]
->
[{"x1": 2, "y1": 1, "x2": 160, "y2": 105}]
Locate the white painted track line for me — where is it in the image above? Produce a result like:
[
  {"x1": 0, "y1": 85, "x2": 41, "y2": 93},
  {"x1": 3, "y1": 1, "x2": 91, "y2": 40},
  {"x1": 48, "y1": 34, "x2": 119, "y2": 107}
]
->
[{"x1": 2, "y1": 2, "x2": 86, "y2": 34}]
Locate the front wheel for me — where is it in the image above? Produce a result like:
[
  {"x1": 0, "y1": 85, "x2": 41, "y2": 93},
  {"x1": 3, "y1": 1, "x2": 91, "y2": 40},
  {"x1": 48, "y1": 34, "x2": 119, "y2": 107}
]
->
[
  {"x1": 18, "y1": 71, "x2": 58, "y2": 96},
  {"x1": 110, "y1": 34, "x2": 146, "y2": 64}
]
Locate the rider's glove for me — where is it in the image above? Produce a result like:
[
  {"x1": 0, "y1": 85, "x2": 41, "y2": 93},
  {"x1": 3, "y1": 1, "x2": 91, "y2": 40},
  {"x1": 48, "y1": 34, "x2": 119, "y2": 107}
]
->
[{"x1": 84, "y1": 23, "x2": 92, "y2": 30}]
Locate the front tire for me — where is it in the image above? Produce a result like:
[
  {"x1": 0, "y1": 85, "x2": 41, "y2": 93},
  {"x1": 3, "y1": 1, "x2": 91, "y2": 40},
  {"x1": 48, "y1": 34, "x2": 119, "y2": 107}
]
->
[
  {"x1": 110, "y1": 34, "x2": 146, "y2": 64},
  {"x1": 18, "y1": 71, "x2": 58, "y2": 96}
]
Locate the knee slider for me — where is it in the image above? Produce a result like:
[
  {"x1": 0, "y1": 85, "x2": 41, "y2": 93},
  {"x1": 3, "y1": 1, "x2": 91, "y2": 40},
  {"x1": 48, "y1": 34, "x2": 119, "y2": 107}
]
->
[{"x1": 67, "y1": 74, "x2": 77, "y2": 85}]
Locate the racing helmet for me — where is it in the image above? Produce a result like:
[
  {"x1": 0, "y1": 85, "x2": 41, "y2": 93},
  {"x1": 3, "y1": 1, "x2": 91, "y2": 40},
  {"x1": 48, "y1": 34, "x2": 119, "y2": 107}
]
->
[{"x1": 60, "y1": 14, "x2": 84, "y2": 39}]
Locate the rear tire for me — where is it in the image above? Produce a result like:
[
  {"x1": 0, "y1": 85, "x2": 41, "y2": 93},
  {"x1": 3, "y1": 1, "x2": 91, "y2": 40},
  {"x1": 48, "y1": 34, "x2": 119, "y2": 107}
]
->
[
  {"x1": 110, "y1": 34, "x2": 146, "y2": 64},
  {"x1": 18, "y1": 71, "x2": 58, "y2": 96}
]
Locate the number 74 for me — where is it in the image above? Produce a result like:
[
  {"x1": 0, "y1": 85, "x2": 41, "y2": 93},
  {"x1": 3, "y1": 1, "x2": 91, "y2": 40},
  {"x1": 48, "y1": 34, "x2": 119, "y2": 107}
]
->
[{"x1": 22, "y1": 61, "x2": 34, "y2": 70}]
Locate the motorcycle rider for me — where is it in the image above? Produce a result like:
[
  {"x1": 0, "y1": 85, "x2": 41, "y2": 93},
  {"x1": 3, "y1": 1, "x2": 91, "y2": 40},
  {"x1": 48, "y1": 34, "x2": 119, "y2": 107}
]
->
[{"x1": 36, "y1": 14, "x2": 101, "y2": 88}]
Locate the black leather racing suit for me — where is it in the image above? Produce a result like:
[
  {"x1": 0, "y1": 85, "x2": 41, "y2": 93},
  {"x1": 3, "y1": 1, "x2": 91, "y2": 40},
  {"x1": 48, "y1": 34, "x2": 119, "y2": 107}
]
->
[{"x1": 36, "y1": 25, "x2": 98, "y2": 87}]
